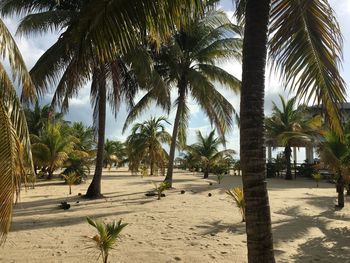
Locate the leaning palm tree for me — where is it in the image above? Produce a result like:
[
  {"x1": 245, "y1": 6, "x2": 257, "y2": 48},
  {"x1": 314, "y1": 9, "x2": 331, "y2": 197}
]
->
[
  {"x1": 123, "y1": 9, "x2": 241, "y2": 186},
  {"x1": 186, "y1": 130, "x2": 235, "y2": 178},
  {"x1": 265, "y1": 95, "x2": 322, "y2": 180},
  {"x1": 126, "y1": 117, "x2": 171, "y2": 176},
  {"x1": 235, "y1": 0, "x2": 345, "y2": 261},
  {"x1": 0, "y1": 0, "x2": 204, "y2": 198},
  {"x1": 0, "y1": 19, "x2": 34, "y2": 242}
]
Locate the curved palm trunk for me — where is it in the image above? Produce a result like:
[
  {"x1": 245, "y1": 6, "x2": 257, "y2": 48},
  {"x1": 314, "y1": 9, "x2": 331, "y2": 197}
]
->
[
  {"x1": 164, "y1": 85, "x2": 186, "y2": 187},
  {"x1": 336, "y1": 172, "x2": 344, "y2": 208},
  {"x1": 85, "y1": 75, "x2": 106, "y2": 199},
  {"x1": 284, "y1": 145, "x2": 292, "y2": 180},
  {"x1": 240, "y1": 0, "x2": 275, "y2": 262}
]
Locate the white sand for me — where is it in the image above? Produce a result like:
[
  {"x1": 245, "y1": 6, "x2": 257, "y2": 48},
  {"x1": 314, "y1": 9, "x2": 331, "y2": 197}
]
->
[{"x1": 1, "y1": 168, "x2": 350, "y2": 262}]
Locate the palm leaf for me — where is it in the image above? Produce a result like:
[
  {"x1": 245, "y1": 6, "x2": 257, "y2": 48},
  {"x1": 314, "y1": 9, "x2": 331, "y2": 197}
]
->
[
  {"x1": 269, "y1": 0, "x2": 345, "y2": 135},
  {"x1": 0, "y1": 19, "x2": 34, "y2": 101}
]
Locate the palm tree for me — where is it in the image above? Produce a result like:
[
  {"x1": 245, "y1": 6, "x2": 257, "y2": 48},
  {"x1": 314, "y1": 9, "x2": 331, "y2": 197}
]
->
[
  {"x1": 265, "y1": 95, "x2": 322, "y2": 180},
  {"x1": 103, "y1": 140, "x2": 126, "y2": 169},
  {"x1": 126, "y1": 117, "x2": 171, "y2": 176},
  {"x1": 1, "y1": 1, "x2": 141, "y2": 198},
  {"x1": 86, "y1": 217, "x2": 127, "y2": 263},
  {"x1": 68, "y1": 122, "x2": 95, "y2": 153},
  {"x1": 103, "y1": 139, "x2": 118, "y2": 169},
  {"x1": 0, "y1": 0, "x2": 204, "y2": 198},
  {"x1": 236, "y1": 0, "x2": 345, "y2": 261},
  {"x1": 24, "y1": 102, "x2": 64, "y2": 136},
  {"x1": 0, "y1": 19, "x2": 34, "y2": 242},
  {"x1": 186, "y1": 130, "x2": 235, "y2": 178},
  {"x1": 31, "y1": 123, "x2": 76, "y2": 179},
  {"x1": 123, "y1": 9, "x2": 241, "y2": 186},
  {"x1": 318, "y1": 131, "x2": 350, "y2": 208}
]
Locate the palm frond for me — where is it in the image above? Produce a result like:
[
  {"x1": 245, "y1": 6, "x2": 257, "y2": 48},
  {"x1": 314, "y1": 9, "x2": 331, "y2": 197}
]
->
[
  {"x1": 16, "y1": 10, "x2": 77, "y2": 36},
  {"x1": 0, "y1": 19, "x2": 34, "y2": 101},
  {"x1": 269, "y1": 0, "x2": 345, "y2": 135}
]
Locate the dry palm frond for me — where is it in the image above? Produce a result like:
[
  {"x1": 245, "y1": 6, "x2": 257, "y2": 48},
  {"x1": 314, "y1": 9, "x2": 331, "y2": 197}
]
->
[{"x1": 226, "y1": 187, "x2": 245, "y2": 222}]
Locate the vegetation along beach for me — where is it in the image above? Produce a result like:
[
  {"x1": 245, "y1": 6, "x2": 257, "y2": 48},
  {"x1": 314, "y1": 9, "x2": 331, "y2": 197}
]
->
[{"x1": 0, "y1": 0, "x2": 350, "y2": 262}]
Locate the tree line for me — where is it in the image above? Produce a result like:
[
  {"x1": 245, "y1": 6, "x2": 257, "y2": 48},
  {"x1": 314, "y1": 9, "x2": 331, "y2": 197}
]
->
[{"x1": 0, "y1": 0, "x2": 346, "y2": 262}]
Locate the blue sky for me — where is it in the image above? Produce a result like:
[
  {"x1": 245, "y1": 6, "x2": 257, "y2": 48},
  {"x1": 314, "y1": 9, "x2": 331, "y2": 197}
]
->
[{"x1": 4, "y1": 1, "x2": 350, "y2": 161}]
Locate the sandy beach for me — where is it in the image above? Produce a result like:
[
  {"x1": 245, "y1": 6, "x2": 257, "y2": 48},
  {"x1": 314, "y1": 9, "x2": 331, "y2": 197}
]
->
[{"x1": 1, "y1": 168, "x2": 350, "y2": 263}]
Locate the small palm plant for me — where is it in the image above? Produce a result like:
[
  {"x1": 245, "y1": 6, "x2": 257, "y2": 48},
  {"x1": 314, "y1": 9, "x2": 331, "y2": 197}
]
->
[
  {"x1": 62, "y1": 172, "x2": 78, "y2": 195},
  {"x1": 153, "y1": 182, "x2": 170, "y2": 200},
  {"x1": 216, "y1": 173, "x2": 224, "y2": 184},
  {"x1": 86, "y1": 217, "x2": 127, "y2": 263},
  {"x1": 140, "y1": 164, "x2": 148, "y2": 178},
  {"x1": 226, "y1": 187, "x2": 245, "y2": 222},
  {"x1": 312, "y1": 172, "x2": 322, "y2": 188},
  {"x1": 26, "y1": 173, "x2": 36, "y2": 189}
]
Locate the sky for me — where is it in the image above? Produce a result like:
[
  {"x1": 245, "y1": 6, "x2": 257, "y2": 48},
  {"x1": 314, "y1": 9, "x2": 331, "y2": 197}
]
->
[{"x1": 3, "y1": 0, "x2": 350, "y2": 162}]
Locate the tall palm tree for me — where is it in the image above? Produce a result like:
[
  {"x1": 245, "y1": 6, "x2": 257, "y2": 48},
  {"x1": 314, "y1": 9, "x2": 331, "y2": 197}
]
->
[
  {"x1": 123, "y1": 9, "x2": 241, "y2": 186},
  {"x1": 1, "y1": 1, "x2": 141, "y2": 198},
  {"x1": 0, "y1": 19, "x2": 34, "y2": 242},
  {"x1": 126, "y1": 117, "x2": 171, "y2": 175},
  {"x1": 236, "y1": 0, "x2": 345, "y2": 261},
  {"x1": 0, "y1": 0, "x2": 204, "y2": 198},
  {"x1": 186, "y1": 130, "x2": 235, "y2": 178},
  {"x1": 265, "y1": 95, "x2": 322, "y2": 180}
]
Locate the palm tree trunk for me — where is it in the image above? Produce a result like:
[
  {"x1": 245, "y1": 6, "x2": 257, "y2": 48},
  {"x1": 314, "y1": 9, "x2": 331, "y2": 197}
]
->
[
  {"x1": 284, "y1": 145, "x2": 292, "y2": 180},
  {"x1": 164, "y1": 84, "x2": 186, "y2": 187},
  {"x1": 85, "y1": 71, "x2": 106, "y2": 199},
  {"x1": 150, "y1": 161, "x2": 154, "y2": 176},
  {"x1": 336, "y1": 173, "x2": 344, "y2": 208},
  {"x1": 203, "y1": 168, "x2": 209, "y2": 179},
  {"x1": 240, "y1": 0, "x2": 275, "y2": 262},
  {"x1": 47, "y1": 168, "x2": 53, "y2": 180}
]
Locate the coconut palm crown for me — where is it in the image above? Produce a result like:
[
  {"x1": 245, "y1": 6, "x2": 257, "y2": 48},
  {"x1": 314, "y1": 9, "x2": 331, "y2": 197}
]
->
[
  {"x1": 123, "y1": 9, "x2": 241, "y2": 186},
  {"x1": 186, "y1": 130, "x2": 235, "y2": 178},
  {"x1": 265, "y1": 95, "x2": 322, "y2": 179},
  {"x1": 126, "y1": 116, "x2": 171, "y2": 176}
]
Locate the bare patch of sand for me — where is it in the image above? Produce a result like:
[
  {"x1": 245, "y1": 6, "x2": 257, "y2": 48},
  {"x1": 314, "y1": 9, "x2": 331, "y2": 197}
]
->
[{"x1": 1, "y1": 168, "x2": 349, "y2": 262}]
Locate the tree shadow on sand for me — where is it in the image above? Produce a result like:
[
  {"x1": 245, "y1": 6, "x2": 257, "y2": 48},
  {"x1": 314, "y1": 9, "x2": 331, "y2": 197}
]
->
[
  {"x1": 11, "y1": 210, "x2": 132, "y2": 232},
  {"x1": 195, "y1": 220, "x2": 246, "y2": 236},
  {"x1": 272, "y1": 197, "x2": 350, "y2": 262}
]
